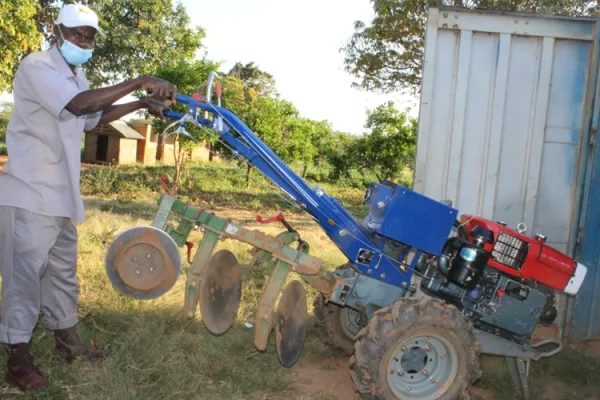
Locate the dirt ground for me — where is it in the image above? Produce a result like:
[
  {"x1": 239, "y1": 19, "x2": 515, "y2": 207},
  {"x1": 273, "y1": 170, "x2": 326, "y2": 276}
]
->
[{"x1": 290, "y1": 357, "x2": 358, "y2": 400}]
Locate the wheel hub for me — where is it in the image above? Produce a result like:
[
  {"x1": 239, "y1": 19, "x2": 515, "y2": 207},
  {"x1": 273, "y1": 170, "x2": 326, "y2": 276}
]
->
[
  {"x1": 387, "y1": 333, "x2": 459, "y2": 400},
  {"x1": 340, "y1": 307, "x2": 367, "y2": 339}
]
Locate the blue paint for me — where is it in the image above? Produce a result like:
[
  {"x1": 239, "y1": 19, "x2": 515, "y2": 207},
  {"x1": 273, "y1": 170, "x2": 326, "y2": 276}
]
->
[{"x1": 571, "y1": 132, "x2": 600, "y2": 339}]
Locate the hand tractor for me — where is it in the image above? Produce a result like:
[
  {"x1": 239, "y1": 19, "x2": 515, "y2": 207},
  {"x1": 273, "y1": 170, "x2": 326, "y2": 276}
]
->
[{"x1": 104, "y1": 73, "x2": 589, "y2": 400}]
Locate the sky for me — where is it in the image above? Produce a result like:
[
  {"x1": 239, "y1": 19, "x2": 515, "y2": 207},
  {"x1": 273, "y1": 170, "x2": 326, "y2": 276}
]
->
[{"x1": 0, "y1": 0, "x2": 419, "y2": 135}]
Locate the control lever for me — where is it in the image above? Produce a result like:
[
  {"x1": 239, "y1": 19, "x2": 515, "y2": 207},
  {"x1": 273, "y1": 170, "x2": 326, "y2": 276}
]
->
[{"x1": 256, "y1": 213, "x2": 294, "y2": 232}]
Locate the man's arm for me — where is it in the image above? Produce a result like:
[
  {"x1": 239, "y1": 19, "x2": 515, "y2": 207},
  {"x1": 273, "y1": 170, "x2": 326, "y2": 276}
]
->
[
  {"x1": 65, "y1": 76, "x2": 176, "y2": 117},
  {"x1": 98, "y1": 99, "x2": 170, "y2": 125},
  {"x1": 98, "y1": 101, "x2": 146, "y2": 125}
]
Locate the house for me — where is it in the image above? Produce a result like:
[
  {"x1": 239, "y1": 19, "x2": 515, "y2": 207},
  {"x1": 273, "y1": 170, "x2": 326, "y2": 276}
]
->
[
  {"x1": 83, "y1": 118, "x2": 215, "y2": 166},
  {"x1": 83, "y1": 120, "x2": 144, "y2": 165}
]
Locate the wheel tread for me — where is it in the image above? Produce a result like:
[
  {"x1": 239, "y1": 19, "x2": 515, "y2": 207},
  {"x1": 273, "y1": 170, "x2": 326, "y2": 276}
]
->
[{"x1": 350, "y1": 297, "x2": 482, "y2": 400}]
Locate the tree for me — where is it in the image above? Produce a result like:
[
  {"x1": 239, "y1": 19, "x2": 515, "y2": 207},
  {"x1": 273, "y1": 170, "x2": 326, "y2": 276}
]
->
[
  {"x1": 34, "y1": 0, "x2": 204, "y2": 87},
  {"x1": 353, "y1": 102, "x2": 417, "y2": 183},
  {"x1": 227, "y1": 62, "x2": 278, "y2": 100},
  {"x1": 341, "y1": 0, "x2": 600, "y2": 95},
  {"x1": 326, "y1": 131, "x2": 361, "y2": 182},
  {"x1": 0, "y1": 0, "x2": 43, "y2": 92}
]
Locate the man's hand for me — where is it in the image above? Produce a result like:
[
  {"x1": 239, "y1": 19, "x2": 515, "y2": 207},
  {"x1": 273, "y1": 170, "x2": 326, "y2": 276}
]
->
[
  {"x1": 138, "y1": 76, "x2": 177, "y2": 104},
  {"x1": 145, "y1": 99, "x2": 170, "y2": 120}
]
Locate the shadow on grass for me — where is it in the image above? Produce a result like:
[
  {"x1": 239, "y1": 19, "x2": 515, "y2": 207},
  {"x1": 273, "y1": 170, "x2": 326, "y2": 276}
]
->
[
  {"x1": 0, "y1": 305, "x2": 318, "y2": 400},
  {"x1": 474, "y1": 348, "x2": 600, "y2": 399}
]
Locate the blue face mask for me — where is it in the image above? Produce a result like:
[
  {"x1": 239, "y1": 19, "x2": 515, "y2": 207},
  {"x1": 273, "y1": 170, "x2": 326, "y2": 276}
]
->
[{"x1": 57, "y1": 26, "x2": 93, "y2": 66}]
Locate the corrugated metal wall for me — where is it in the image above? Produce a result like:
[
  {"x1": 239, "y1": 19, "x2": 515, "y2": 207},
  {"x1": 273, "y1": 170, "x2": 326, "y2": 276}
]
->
[{"x1": 414, "y1": 7, "x2": 600, "y2": 339}]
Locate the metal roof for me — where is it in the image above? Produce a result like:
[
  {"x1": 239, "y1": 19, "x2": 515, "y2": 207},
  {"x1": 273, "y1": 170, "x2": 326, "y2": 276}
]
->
[{"x1": 108, "y1": 120, "x2": 145, "y2": 140}]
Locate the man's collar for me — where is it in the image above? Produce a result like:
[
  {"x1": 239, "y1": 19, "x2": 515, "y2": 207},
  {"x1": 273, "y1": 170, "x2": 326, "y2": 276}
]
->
[{"x1": 49, "y1": 45, "x2": 78, "y2": 79}]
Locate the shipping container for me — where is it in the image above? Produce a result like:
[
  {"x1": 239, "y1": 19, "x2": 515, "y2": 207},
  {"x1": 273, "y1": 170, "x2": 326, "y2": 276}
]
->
[{"x1": 414, "y1": 7, "x2": 600, "y2": 340}]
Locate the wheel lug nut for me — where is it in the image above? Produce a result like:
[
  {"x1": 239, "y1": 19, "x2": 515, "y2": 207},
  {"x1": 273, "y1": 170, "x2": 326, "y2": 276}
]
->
[
  {"x1": 397, "y1": 370, "x2": 404, "y2": 376},
  {"x1": 422, "y1": 369, "x2": 429, "y2": 376},
  {"x1": 406, "y1": 386, "x2": 411, "y2": 391},
  {"x1": 441, "y1": 354, "x2": 446, "y2": 359},
  {"x1": 425, "y1": 345, "x2": 431, "y2": 351},
  {"x1": 431, "y1": 378, "x2": 437, "y2": 383},
  {"x1": 146, "y1": 253, "x2": 151, "y2": 258},
  {"x1": 136, "y1": 269, "x2": 141, "y2": 275}
]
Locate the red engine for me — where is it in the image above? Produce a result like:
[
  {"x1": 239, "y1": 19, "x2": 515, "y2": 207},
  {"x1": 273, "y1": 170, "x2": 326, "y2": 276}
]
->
[{"x1": 459, "y1": 215, "x2": 587, "y2": 295}]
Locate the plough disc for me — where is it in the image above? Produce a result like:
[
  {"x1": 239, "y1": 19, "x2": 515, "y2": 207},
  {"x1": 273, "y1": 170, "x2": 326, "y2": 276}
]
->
[
  {"x1": 276, "y1": 280, "x2": 308, "y2": 367},
  {"x1": 105, "y1": 226, "x2": 181, "y2": 300},
  {"x1": 199, "y1": 249, "x2": 243, "y2": 335}
]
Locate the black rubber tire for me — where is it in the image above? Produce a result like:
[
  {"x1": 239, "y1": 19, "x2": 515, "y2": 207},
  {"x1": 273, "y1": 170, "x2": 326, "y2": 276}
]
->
[
  {"x1": 350, "y1": 296, "x2": 482, "y2": 400},
  {"x1": 313, "y1": 294, "x2": 359, "y2": 356}
]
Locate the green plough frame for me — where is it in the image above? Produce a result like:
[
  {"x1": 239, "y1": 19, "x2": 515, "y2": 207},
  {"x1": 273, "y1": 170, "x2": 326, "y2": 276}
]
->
[{"x1": 151, "y1": 193, "x2": 335, "y2": 352}]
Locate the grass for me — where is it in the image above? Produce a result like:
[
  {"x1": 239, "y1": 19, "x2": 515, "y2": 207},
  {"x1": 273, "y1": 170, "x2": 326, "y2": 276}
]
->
[{"x1": 0, "y1": 162, "x2": 598, "y2": 400}]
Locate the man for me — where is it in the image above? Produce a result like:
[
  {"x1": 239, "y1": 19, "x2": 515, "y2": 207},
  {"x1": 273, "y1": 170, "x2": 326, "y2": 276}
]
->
[{"x1": 0, "y1": 3, "x2": 177, "y2": 391}]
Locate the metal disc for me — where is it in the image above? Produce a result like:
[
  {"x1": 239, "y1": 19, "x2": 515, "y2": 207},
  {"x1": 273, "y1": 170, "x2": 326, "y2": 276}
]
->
[
  {"x1": 275, "y1": 280, "x2": 308, "y2": 368},
  {"x1": 105, "y1": 226, "x2": 181, "y2": 300},
  {"x1": 199, "y1": 249, "x2": 243, "y2": 335}
]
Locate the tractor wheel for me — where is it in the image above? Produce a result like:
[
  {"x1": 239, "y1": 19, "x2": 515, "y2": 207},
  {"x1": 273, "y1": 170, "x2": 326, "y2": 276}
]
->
[
  {"x1": 313, "y1": 294, "x2": 367, "y2": 355},
  {"x1": 350, "y1": 296, "x2": 481, "y2": 400}
]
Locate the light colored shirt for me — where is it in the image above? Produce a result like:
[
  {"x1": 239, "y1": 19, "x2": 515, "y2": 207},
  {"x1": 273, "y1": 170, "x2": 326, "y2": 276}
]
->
[{"x1": 0, "y1": 46, "x2": 102, "y2": 223}]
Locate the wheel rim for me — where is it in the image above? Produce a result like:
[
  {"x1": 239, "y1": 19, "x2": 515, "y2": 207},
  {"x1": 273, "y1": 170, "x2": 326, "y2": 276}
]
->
[
  {"x1": 386, "y1": 331, "x2": 459, "y2": 400},
  {"x1": 340, "y1": 307, "x2": 367, "y2": 340}
]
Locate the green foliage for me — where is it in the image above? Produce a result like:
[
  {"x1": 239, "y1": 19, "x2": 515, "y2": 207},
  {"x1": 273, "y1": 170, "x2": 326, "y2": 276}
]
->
[
  {"x1": 35, "y1": 0, "x2": 205, "y2": 87},
  {"x1": 0, "y1": 102, "x2": 12, "y2": 143},
  {"x1": 0, "y1": 0, "x2": 42, "y2": 92},
  {"x1": 352, "y1": 101, "x2": 417, "y2": 183},
  {"x1": 216, "y1": 64, "x2": 341, "y2": 184},
  {"x1": 342, "y1": 0, "x2": 600, "y2": 95},
  {"x1": 79, "y1": 162, "x2": 369, "y2": 216},
  {"x1": 228, "y1": 62, "x2": 278, "y2": 100}
]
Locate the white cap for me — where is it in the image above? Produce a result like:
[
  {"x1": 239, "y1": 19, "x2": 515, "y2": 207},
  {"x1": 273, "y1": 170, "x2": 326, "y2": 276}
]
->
[{"x1": 55, "y1": 3, "x2": 103, "y2": 34}]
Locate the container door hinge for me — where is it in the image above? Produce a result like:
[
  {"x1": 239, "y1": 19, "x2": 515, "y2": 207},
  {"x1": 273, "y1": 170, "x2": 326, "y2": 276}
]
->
[{"x1": 590, "y1": 128, "x2": 597, "y2": 147}]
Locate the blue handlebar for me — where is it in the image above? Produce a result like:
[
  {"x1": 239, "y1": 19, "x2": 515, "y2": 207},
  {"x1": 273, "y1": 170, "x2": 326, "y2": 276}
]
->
[{"x1": 164, "y1": 110, "x2": 184, "y2": 120}]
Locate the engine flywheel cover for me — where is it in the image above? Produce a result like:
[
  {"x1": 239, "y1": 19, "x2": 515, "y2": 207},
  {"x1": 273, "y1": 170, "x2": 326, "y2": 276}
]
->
[
  {"x1": 276, "y1": 280, "x2": 308, "y2": 368},
  {"x1": 199, "y1": 249, "x2": 243, "y2": 335},
  {"x1": 105, "y1": 226, "x2": 181, "y2": 300}
]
